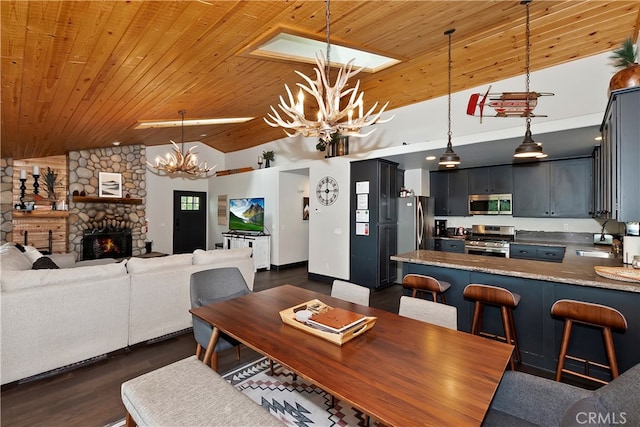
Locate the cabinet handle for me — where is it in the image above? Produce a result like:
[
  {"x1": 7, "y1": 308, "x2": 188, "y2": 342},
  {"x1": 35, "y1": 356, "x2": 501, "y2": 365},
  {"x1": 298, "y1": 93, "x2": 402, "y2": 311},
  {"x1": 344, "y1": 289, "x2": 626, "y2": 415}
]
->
[{"x1": 545, "y1": 253, "x2": 557, "y2": 257}]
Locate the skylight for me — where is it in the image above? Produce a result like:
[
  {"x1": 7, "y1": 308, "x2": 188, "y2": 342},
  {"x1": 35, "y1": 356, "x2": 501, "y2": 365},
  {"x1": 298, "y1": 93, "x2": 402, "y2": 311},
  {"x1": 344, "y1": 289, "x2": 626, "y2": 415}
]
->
[{"x1": 250, "y1": 32, "x2": 400, "y2": 73}]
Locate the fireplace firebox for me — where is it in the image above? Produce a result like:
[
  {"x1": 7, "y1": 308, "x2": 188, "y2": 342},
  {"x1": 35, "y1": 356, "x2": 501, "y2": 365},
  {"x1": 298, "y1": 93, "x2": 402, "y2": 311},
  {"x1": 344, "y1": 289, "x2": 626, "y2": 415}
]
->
[{"x1": 82, "y1": 229, "x2": 132, "y2": 260}]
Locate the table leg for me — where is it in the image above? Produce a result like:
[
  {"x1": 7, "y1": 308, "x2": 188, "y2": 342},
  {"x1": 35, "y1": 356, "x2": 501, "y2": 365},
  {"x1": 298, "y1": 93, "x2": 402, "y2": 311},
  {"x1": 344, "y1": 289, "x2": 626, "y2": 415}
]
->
[{"x1": 203, "y1": 327, "x2": 220, "y2": 370}]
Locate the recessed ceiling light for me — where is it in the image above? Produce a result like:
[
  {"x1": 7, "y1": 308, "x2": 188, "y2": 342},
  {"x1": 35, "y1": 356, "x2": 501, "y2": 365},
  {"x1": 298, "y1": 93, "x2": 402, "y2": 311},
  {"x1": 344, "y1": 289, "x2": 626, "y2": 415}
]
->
[
  {"x1": 112, "y1": 141, "x2": 121, "y2": 146},
  {"x1": 244, "y1": 30, "x2": 401, "y2": 73},
  {"x1": 426, "y1": 155, "x2": 436, "y2": 161},
  {"x1": 594, "y1": 136, "x2": 603, "y2": 141},
  {"x1": 134, "y1": 117, "x2": 253, "y2": 129}
]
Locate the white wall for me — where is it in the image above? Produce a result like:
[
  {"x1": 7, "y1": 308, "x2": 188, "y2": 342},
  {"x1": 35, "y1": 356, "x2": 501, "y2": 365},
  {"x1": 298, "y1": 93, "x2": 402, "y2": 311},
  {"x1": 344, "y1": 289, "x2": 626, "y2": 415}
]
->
[
  {"x1": 277, "y1": 169, "x2": 310, "y2": 266},
  {"x1": 145, "y1": 143, "x2": 225, "y2": 254}
]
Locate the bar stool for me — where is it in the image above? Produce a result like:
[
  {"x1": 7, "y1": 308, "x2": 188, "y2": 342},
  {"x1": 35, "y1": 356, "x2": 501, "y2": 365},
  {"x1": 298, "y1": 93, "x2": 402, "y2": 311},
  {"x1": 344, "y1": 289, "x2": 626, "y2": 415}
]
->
[
  {"x1": 402, "y1": 274, "x2": 451, "y2": 304},
  {"x1": 463, "y1": 284, "x2": 521, "y2": 370},
  {"x1": 551, "y1": 299, "x2": 627, "y2": 385}
]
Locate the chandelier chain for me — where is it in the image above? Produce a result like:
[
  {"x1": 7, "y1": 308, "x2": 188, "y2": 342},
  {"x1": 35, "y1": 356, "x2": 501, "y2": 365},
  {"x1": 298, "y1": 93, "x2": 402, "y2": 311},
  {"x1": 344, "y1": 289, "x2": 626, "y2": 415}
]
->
[
  {"x1": 525, "y1": 0, "x2": 531, "y2": 128},
  {"x1": 447, "y1": 29, "x2": 452, "y2": 144},
  {"x1": 325, "y1": 0, "x2": 331, "y2": 76}
]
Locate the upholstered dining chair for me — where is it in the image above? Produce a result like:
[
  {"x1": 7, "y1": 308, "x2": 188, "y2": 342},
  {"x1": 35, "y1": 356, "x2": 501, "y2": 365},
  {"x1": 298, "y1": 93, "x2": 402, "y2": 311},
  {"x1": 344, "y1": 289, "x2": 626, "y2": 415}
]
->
[
  {"x1": 331, "y1": 279, "x2": 370, "y2": 306},
  {"x1": 190, "y1": 267, "x2": 250, "y2": 371},
  {"x1": 398, "y1": 296, "x2": 458, "y2": 330}
]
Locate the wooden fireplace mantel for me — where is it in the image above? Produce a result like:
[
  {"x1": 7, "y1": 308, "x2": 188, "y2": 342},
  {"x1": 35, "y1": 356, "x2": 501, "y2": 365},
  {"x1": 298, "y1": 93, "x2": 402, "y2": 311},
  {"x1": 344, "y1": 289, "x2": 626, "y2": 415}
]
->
[{"x1": 72, "y1": 196, "x2": 143, "y2": 204}]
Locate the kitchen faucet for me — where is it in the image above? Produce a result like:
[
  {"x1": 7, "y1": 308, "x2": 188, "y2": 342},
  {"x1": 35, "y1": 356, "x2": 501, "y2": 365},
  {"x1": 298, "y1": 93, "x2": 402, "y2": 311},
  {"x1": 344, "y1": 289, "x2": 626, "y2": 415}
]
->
[{"x1": 600, "y1": 220, "x2": 610, "y2": 241}]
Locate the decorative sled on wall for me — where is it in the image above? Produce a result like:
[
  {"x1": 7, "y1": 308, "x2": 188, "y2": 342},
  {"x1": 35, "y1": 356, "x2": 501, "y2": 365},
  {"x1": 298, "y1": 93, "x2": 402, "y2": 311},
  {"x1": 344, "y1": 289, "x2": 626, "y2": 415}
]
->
[{"x1": 466, "y1": 85, "x2": 554, "y2": 122}]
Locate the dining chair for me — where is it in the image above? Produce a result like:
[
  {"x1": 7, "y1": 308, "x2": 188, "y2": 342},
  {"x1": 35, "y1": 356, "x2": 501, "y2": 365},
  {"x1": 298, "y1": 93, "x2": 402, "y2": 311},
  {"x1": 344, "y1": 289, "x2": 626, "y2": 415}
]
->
[
  {"x1": 331, "y1": 279, "x2": 370, "y2": 306},
  {"x1": 398, "y1": 295, "x2": 457, "y2": 330},
  {"x1": 190, "y1": 267, "x2": 250, "y2": 371}
]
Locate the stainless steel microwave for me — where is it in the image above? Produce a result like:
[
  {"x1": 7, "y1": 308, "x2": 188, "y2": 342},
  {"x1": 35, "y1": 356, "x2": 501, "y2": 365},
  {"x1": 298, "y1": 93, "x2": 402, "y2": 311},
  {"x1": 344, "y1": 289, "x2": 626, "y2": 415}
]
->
[{"x1": 468, "y1": 194, "x2": 512, "y2": 215}]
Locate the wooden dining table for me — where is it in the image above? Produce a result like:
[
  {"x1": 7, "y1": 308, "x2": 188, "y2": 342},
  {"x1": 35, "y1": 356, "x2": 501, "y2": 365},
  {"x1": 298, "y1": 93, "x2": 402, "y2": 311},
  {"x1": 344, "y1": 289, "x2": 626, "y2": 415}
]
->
[{"x1": 190, "y1": 284, "x2": 514, "y2": 426}]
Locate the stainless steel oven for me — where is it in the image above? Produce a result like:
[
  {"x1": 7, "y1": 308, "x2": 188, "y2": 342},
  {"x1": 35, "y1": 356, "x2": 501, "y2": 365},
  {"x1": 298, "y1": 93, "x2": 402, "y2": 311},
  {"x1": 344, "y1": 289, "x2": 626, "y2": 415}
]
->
[
  {"x1": 468, "y1": 194, "x2": 512, "y2": 215},
  {"x1": 464, "y1": 225, "x2": 515, "y2": 258}
]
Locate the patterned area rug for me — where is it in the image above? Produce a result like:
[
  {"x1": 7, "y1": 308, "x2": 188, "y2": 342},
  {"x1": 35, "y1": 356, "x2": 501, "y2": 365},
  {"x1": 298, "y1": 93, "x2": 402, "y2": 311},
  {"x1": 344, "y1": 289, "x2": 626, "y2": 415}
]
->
[{"x1": 223, "y1": 357, "x2": 376, "y2": 427}]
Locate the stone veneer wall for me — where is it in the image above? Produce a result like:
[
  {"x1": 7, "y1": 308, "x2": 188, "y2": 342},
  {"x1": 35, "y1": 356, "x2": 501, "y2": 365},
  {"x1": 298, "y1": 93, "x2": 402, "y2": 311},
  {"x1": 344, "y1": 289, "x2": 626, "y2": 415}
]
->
[
  {"x1": 68, "y1": 146, "x2": 147, "y2": 258},
  {"x1": 0, "y1": 158, "x2": 13, "y2": 243}
]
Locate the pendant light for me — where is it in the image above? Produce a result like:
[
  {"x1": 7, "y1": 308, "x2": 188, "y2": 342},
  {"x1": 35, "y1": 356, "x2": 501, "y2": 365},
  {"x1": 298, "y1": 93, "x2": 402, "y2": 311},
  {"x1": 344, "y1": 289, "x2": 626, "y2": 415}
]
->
[
  {"x1": 439, "y1": 28, "x2": 461, "y2": 168},
  {"x1": 514, "y1": 0, "x2": 545, "y2": 158}
]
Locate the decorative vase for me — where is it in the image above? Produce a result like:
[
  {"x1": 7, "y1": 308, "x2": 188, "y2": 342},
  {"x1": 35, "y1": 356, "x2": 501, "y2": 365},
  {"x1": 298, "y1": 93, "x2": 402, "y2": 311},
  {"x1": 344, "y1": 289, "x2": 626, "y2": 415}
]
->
[
  {"x1": 265, "y1": 159, "x2": 271, "y2": 168},
  {"x1": 609, "y1": 63, "x2": 640, "y2": 93}
]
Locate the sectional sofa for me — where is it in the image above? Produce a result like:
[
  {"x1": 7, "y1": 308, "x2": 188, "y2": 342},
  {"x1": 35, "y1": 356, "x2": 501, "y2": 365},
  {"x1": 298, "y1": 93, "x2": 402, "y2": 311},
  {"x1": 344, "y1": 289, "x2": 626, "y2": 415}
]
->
[{"x1": 0, "y1": 243, "x2": 255, "y2": 385}]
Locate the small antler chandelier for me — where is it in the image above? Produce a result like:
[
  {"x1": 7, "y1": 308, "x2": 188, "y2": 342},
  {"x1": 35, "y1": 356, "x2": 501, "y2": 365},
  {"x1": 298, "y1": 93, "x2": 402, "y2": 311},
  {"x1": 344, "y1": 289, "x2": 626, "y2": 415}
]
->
[
  {"x1": 147, "y1": 110, "x2": 216, "y2": 177},
  {"x1": 264, "y1": 0, "x2": 393, "y2": 144}
]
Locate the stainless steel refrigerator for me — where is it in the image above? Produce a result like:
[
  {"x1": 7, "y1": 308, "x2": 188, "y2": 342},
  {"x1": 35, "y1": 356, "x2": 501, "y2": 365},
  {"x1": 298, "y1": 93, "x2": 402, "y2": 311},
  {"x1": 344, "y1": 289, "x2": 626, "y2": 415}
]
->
[{"x1": 397, "y1": 196, "x2": 434, "y2": 253}]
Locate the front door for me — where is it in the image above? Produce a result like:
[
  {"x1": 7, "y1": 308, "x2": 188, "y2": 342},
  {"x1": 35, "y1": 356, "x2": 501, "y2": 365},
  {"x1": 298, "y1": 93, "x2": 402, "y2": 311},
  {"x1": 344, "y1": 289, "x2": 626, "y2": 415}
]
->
[{"x1": 173, "y1": 191, "x2": 206, "y2": 254}]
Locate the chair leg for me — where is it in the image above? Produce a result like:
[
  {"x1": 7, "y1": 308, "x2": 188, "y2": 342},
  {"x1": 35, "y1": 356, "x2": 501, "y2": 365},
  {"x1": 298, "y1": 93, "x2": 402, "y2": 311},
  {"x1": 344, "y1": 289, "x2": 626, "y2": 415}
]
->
[
  {"x1": 411, "y1": 289, "x2": 418, "y2": 298},
  {"x1": 440, "y1": 293, "x2": 447, "y2": 304},
  {"x1": 555, "y1": 320, "x2": 573, "y2": 382},
  {"x1": 195, "y1": 343, "x2": 202, "y2": 359},
  {"x1": 236, "y1": 345, "x2": 241, "y2": 360},
  {"x1": 501, "y1": 306, "x2": 515, "y2": 371},
  {"x1": 471, "y1": 301, "x2": 483, "y2": 335},
  {"x1": 431, "y1": 292, "x2": 437, "y2": 303},
  {"x1": 125, "y1": 411, "x2": 137, "y2": 427},
  {"x1": 602, "y1": 327, "x2": 620, "y2": 379},
  {"x1": 211, "y1": 351, "x2": 219, "y2": 372}
]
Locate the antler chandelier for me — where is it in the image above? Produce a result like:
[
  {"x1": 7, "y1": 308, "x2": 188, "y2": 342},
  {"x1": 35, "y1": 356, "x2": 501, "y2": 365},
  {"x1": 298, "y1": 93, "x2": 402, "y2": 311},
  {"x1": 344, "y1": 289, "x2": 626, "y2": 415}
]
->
[
  {"x1": 147, "y1": 110, "x2": 216, "y2": 177},
  {"x1": 264, "y1": 0, "x2": 393, "y2": 143}
]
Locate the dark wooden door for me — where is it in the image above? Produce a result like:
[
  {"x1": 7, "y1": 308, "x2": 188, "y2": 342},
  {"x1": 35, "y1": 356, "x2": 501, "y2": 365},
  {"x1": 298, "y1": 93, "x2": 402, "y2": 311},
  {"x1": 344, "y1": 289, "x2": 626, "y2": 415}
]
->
[{"x1": 173, "y1": 190, "x2": 206, "y2": 254}]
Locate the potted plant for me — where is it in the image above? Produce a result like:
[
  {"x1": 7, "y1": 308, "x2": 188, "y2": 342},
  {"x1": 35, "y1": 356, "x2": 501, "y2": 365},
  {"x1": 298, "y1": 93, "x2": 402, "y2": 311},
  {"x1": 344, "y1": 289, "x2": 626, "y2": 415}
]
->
[
  {"x1": 609, "y1": 37, "x2": 640, "y2": 93},
  {"x1": 262, "y1": 150, "x2": 274, "y2": 168}
]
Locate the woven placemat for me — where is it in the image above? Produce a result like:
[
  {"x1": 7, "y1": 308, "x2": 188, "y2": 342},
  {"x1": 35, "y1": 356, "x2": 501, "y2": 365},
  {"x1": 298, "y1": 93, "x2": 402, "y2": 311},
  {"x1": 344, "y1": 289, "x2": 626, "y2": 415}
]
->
[{"x1": 594, "y1": 266, "x2": 640, "y2": 283}]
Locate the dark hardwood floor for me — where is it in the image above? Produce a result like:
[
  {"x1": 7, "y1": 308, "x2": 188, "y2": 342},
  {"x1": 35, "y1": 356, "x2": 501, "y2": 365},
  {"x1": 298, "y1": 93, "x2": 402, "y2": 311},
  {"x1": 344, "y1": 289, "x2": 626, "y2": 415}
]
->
[
  {"x1": 1, "y1": 265, "x2": 592, "y2": 426},
  {"x1": 0, "y1": 266, "x2": 401, "y2": 427}
]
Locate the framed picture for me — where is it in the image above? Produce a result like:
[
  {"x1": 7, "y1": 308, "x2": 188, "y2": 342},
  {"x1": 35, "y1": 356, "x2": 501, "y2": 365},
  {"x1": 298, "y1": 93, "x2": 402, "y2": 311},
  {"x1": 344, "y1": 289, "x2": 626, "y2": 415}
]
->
[
  {"x1": 99, "y1": 172, "x2": 122, "y2": 198},
  {"x1": 303, "y1": 197, "x2": 309, "y2": 220}
]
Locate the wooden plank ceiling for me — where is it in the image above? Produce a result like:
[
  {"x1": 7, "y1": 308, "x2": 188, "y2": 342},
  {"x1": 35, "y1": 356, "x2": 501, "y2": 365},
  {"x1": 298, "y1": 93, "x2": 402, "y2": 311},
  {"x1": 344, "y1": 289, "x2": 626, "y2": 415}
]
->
[{"x1": 2, "y1": 1, "x2": 639, "y2": 160}]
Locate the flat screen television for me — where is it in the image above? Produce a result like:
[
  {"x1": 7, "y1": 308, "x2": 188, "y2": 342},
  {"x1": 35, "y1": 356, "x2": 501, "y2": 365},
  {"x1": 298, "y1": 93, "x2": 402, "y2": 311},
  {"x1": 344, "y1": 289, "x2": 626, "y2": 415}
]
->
[{"x1": 229, "y1": 197, "x2": 265, "y2": 233}]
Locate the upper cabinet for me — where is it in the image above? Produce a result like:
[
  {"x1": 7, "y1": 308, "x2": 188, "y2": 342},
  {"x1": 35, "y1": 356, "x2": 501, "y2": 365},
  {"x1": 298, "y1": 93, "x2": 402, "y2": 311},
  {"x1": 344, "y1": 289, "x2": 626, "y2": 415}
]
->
[
  {"x1": 513, "y1": 157, "x2": 592, "y2": 218},
  {"x1": 597, "y1": 87, "x2": 640, "y2": 221},
  {"x1": 467, "y1": 165, "x2": 513, "y2": 194},
  {"x1": 430, "y1": 169, "x2": 468, "y2": 216}
]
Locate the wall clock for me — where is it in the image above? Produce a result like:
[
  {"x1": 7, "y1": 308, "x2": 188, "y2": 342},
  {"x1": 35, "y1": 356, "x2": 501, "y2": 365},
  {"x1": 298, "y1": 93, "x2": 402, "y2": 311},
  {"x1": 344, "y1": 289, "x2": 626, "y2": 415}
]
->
[{"x1": 316, "y1": 176, "x2": 339, "y2": 206}]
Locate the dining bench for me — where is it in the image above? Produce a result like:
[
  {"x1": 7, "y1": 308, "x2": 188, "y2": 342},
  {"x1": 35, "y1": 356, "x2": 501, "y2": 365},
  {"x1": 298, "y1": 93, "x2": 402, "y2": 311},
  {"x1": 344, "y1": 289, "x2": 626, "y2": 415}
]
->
[{"x1": 121, "y1": 355, "x2": 285, "y2": 427}]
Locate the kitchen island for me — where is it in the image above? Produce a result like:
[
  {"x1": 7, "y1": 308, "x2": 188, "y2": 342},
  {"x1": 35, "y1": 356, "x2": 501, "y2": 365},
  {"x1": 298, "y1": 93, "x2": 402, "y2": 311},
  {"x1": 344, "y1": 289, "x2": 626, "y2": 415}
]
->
[{"x1": 391, "y1": 250, "x2": 639, "y2": 379}]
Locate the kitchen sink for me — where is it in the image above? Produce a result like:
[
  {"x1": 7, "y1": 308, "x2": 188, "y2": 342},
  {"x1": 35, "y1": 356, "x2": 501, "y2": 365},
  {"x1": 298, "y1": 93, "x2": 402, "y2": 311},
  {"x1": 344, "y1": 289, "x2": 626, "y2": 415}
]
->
[{"x1": 575, "y1": 250, "x2": 614, "y2": 259}]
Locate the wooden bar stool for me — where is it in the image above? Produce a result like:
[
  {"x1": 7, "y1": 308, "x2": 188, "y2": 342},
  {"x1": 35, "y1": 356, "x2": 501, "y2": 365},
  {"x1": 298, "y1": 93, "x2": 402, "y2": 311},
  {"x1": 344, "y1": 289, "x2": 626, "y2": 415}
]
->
[
  {"x1": 402, "y1": 274, "x2": 451, "y2": 304},
  {"x1": 463, "y1": 284, "x2": 521, "y2": 370},
  {"x1": 551, "y1": 299, "x2": 627, "y2": 385}
]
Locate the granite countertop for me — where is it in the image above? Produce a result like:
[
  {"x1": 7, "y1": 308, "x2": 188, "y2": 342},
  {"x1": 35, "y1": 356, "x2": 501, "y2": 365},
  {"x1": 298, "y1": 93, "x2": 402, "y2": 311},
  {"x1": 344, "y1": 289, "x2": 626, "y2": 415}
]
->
[{"x1": 391, "y1": 250, "x2": 640, "y2": 293}]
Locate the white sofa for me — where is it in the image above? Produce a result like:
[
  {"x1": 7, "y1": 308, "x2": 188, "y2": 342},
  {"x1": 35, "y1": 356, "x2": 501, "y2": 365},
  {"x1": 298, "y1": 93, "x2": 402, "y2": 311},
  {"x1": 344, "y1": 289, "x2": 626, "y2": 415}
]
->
[{"x1": 0, "y1": 243, "x2": 255, "y2": 385}]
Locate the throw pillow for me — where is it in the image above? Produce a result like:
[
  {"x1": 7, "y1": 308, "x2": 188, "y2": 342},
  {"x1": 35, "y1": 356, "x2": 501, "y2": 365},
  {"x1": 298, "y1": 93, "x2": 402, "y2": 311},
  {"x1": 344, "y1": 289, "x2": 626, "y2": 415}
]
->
[
  {"x1": 0, "y1": 245, "x2": 33, "y2": 270},
  {"x1": 560, "y1": 396, "x2": 611, "y2": 427},
  {"x1": 32, "y1": 257, "x2": 60, "y2": 270},
  {"x1": 23, "y1": 245, "x2": 44, "y2": 263}
]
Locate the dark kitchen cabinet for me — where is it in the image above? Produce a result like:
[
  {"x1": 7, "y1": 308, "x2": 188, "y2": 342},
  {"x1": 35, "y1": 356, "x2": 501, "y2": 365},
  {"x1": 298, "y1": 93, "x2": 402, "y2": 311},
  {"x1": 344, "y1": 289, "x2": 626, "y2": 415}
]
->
[
  {"x1": 513, "y1": 157, "x2": 592, "y2": 218},
  {"x1": 434, "y1": 238, "x2": 465, "y2": 253},
  {"x1": 598, "y1": 87, "x2": 640, "y2": 221},
  {"x1": 510, "y1": 244, "x2": 565, "y2": 263},
  {"x1": 350, "y1": 159, "x2": 399, "y2": 289},
  {"x1": 430, "y1": 169, "x2": 468, "y2": 216},
  {"x1": 467, "y1": 165, "x2": 513, "y2": 194}
]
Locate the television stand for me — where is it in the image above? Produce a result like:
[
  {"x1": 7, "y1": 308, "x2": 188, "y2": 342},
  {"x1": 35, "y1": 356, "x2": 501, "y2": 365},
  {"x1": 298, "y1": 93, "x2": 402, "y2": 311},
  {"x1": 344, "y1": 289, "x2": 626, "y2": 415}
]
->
[{"x1": 222, "y1": 232, "x2": 270, "y2": 270}]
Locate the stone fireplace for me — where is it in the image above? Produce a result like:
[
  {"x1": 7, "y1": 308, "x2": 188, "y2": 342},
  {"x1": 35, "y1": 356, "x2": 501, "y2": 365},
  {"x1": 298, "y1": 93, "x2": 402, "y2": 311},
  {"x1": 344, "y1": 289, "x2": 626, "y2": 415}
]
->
[{"x1": 68, "y1": 146, "x2": 147, "y2": 258}]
